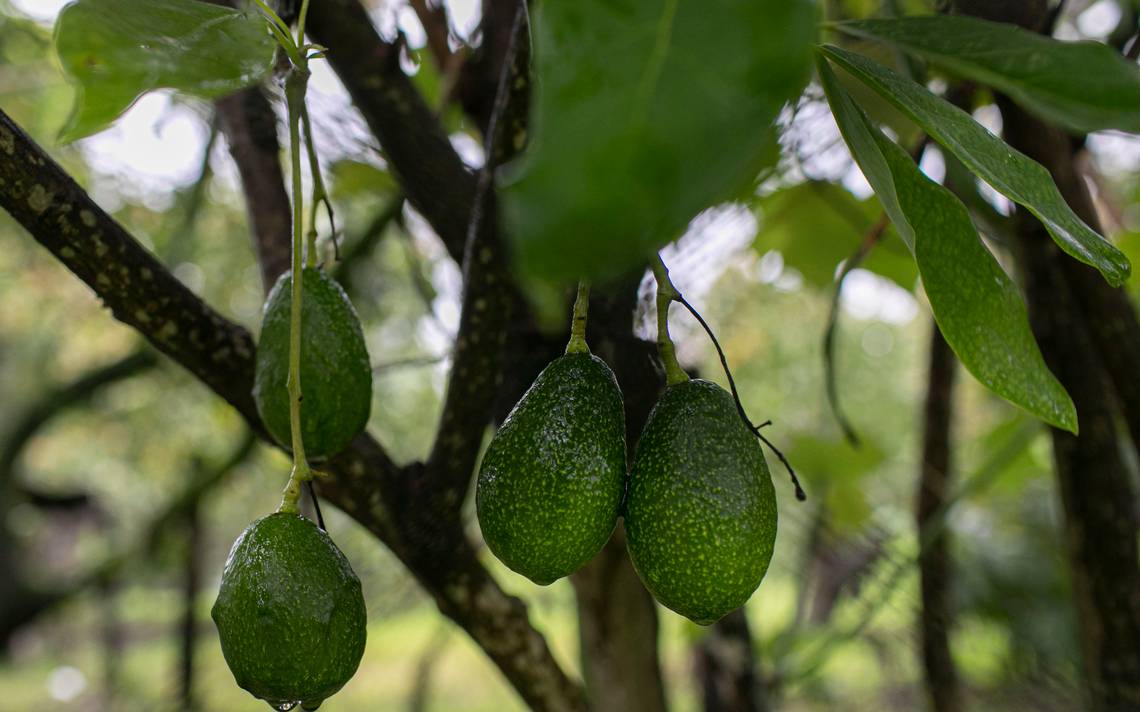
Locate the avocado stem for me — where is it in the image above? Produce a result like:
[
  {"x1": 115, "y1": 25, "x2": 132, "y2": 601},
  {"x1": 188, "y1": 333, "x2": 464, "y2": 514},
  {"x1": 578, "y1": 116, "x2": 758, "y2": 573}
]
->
[
  {"x1": 280, "y1": 64, "x2": 314, "y2": 514},
  {"x1": 565, "y1": 281, "x2": 592, "y2": 354},
  {"x1": 301, "y1": 102, "x2": 334, "y2": 267},
  {"x1": 650, "y1": 254, "x2": 689, "y2": 386}
]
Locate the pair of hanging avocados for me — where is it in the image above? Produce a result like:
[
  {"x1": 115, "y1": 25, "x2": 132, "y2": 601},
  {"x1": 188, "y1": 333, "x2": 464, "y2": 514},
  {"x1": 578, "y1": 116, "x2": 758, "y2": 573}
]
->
[
  {"x1": 477, "y1": 300, "x2": 779, "y2": 625},
  {"x1": 213, "y1": 268, "x2": 372, "y2": 711}
]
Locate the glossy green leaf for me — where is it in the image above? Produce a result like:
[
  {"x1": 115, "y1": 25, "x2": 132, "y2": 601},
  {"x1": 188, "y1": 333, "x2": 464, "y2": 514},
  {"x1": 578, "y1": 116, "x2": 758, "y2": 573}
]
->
[
  {"x1": 502, "y1": 0, "x2": 819, "y2": 286},
  {"x1": 817, "y1": 54, "x2": 1077, "y2": 433},
  {"x1": 755, "y1": 182, "x2": 917, "y2": 289},
  {"x1": 819, "y1": 44, "x2": 1131, "y2": 287},
  {"x1": 836, "y1": 15, "x2": 1140, "y2": 135},
  {"x1": 54, "y1": 0, "x2": 276, "y2": 141}
]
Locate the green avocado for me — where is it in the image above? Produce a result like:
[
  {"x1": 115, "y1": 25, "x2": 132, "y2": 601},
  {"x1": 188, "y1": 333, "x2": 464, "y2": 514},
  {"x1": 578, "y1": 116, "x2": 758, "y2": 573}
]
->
[
  {"x1": 476, "y1": 352, "x2": 626, "y2": 585},
  {"x1": 211, "y1": 512, "x2": 367, "y2": 711},
  {"x1": 254, "y1": 268, "x2": 372, "y2": 459},
  {"x1": 625, "y1": 379, "x2": 777, "y2": 625}
]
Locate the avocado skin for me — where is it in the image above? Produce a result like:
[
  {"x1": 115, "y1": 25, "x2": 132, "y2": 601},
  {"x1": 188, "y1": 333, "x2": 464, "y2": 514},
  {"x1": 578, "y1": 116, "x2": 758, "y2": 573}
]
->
[
  {"x1": 625, "y1": 379, "x2": 777, "y2": 625},
  {"x1": 254, "y1": 268, "x2": 372, "y2": 459},
  {"x1": 211, "y1": 513, "x2": 367, "y2": 710},
  {"x1": 477, "y1": 352, "x2": 626, "y2": 585}
]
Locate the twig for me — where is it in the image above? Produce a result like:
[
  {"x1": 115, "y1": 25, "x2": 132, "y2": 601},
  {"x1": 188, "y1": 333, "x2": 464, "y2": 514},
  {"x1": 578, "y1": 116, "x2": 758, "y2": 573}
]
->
[
  {"x1": 822, "y1": 213, "x2": 890, "y2": 447},
  {"x1": 373, "y1": 354, "x2": 449, "y2": 374},
  {"x1": 308, "y1": 480, "x2": 326, "y2": 530},
  {"x1": 331, "y1": 193, "x2": 406, "y2": 294},
  {"x1": 424, "y1": 0, "x2": 528, "y2": 498},
  {"x1": 408, "y1": 0, "x2": 454, "y2": 70},
  {"x1": 0, "y1": 350, "x2": 158, "y2": 484},
  {"x1": 674, "y1": 295, "x2": 806, "y2": 501}
]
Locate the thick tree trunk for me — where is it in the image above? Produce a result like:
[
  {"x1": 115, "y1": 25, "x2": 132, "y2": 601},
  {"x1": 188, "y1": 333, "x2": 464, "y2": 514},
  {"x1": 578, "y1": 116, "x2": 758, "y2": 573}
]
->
[
  {"x1": 1012, "y1": 218, "x2": 1140, "y2": 710},
  {"x1": 572, "y1": 527, "x2": 668, "y2": 712},
  {"x1": 997, "y1": 77, "x2": 1140, "y2": 712},
  {"x1": 947, "y1": 4, "x2": 1140, "y2": 707},
  {"x1": 695, "y1": 608, "x2": 769, "y2": 712},
  {"x1": 916, "y1": 325, "x2": 961, "y2": 712}
]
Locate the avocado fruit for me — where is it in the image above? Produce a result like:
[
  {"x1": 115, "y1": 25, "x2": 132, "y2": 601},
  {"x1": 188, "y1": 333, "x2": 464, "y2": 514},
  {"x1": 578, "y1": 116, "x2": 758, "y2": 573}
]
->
[
  {"x1": 476, "y1": 352, "x2": 626, "y2": 585},
  {"x1": 254, "y1": 268, "x2": 372, "y2": 459},
  {"x1": 625, "y1": 378, "x2": 777, "y2": 624},
  {"x1": 211, "y1": 512, "x2": 367, "y2": 711}
]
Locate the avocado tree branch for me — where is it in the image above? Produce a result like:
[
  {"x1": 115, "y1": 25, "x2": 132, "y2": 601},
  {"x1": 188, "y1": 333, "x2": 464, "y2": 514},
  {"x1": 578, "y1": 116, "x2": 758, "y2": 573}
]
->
[
  {"x1": 0, "y1": 108, "x2": 583, "y2": 712},
  {"x1": 916, "y1": 325, "x2": 961, "y2": 712},
  {"x1": 217, "y1": 86, "x2": 294, "y2": 288},
  {"x1": 307, "y1": 0, "x2": 476, "y2": 262},
  {"x1": 994, "y1": 101, "x2": 1140, "y2": 459},
  {"x1": 0, "y1": 349, "x2": 158, "y2": 486},
  {"x1": 408, "y1": 0, "x2": 454, "y2": 70},
  {"x1": 423, "y1": 0, "x2": 527, "y2": 507}
]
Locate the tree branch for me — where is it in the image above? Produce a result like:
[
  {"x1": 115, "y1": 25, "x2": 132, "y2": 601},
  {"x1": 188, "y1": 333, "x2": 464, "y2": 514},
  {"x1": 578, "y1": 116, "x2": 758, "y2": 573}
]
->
[
  {"x1": 307, "y1": 0, "x2": 476, "y2": 262},
  {"x1": 0, "y1": 349, "x2": 158, "y2": 485},
  {"x1": 962, "y1": 4, "x2": 1140, "y2": 704},
  {"x1": 916, "y1": 324, "x2": 962, "y2": 712},
  {"x1": 216, "y1": 86, "x2": 294, "y2": 288},
  {"x1": 408, "y1": 0, "x2": 454, "y2": 70},
  {"x1": 423, "y1": 0, "x2": 527, "y2": 505},
  {"x1": 994, "y1": 99, "x2": 1140, "y2": 459}
]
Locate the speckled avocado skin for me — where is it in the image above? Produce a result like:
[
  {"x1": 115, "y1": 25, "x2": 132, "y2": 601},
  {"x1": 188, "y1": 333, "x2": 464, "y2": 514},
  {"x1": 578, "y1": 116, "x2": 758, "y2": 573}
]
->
[
  {"x1": 476, "y1": 352, "x2": 626, "y2": 585},
  {"x1": 211, "y1": 513, "x2": 367, "y2": 711},
  {"x1": 625, "y1": 379, "x2": 777, "y2": 625},
  {"x1": 253, "y1": 268, "x2": 372, "y2": 459}
]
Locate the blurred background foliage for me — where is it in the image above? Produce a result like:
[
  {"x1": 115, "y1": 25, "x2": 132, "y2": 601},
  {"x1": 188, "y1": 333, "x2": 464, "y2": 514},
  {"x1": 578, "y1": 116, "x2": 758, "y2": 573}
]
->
[{"x1": 0, "y1": 0, "x2": 1137, "y2": 710}]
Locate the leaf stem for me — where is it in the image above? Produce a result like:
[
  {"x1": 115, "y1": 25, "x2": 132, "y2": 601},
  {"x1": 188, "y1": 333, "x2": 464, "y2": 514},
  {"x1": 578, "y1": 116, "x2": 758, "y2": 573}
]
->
[
  {"x1": 296, "y1": 0, "x2": 312, "y2": 44},
  {"x1": 565, "y1": 281, "x2": 591, "y2": 354},
  {"x1": 650, "y1": 254, "x2": 689, "y2": 386}
]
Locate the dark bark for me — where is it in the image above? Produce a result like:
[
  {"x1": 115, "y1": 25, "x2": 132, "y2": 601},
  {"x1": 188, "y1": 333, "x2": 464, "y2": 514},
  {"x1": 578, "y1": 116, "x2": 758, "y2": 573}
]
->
[
  {"x1": 179, "y1": 497, "x2": 203, "y2": 709},
  {"x1": 216, "y1": 87, "x2": 293, "y2": 289},
  {"x1": 572, "y1": 527, "x2": 668, "y2": 712},
  {"x1": 1011, "y1": 215, "x2": 1140, "y2": 711},
  {"x1": 0, "y1": 109, "x2": 584, "y2": 712},
  {"x1": 995, "y1": 101, "x2": 1140, "y2": 459},
  {"x1": 695, "y1": 608, "x2": 768, "y2": 712},
  {"x1": 308, "y1": 0, "x2": 477, "y2": 262},
  {"x1": 916, "y1": 325, "x2": 961, "y2": 712},
  {"x1": 946, "y1": 4, "x2": 1140, "y2": 707}
]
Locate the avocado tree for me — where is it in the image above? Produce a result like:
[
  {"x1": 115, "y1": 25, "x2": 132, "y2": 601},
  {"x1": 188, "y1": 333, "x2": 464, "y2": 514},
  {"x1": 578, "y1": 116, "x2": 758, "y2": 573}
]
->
[{"x1": 1, "y1": 0, "x2": 1138, "y2": 710}]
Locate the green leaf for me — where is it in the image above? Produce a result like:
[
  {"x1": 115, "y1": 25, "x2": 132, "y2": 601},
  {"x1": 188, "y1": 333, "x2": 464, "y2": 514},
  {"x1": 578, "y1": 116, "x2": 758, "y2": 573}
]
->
[
  {"x1": 756, "y1": 182, "x2": 917, "y2": 289},
  {"x1": 835, "y1": 15, "x2": 1140, "y2": 135},
  {"x1": 54, "y1": 0, "x2": 276, "y2": 141},
  {"x1": 501, "y1": 0, "x2": 819, "y2": 286},
  {"x1": 819, "y1": 44, "x2": 1131, "y2": 287},
  {"x1": 817, "y1": 54, "x2": 1077, "y2": 433},
  {"x1": 330, "y1": 160, "x2": 398, "y2": 200}
]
